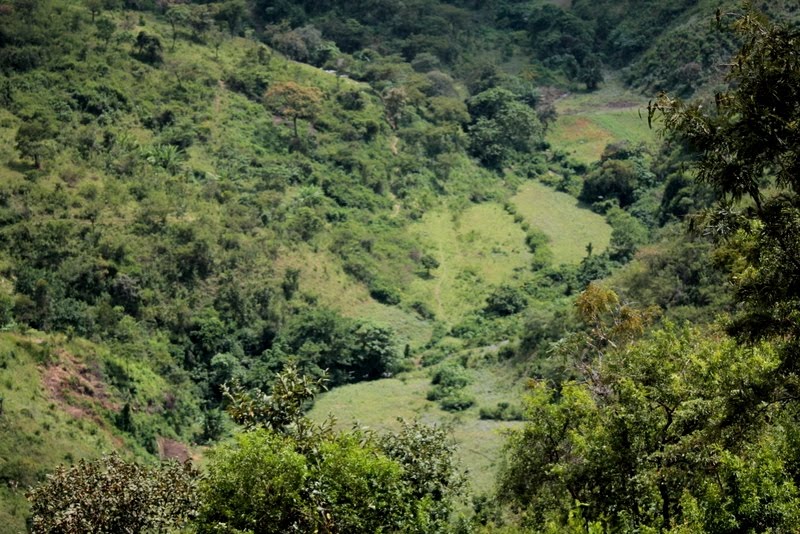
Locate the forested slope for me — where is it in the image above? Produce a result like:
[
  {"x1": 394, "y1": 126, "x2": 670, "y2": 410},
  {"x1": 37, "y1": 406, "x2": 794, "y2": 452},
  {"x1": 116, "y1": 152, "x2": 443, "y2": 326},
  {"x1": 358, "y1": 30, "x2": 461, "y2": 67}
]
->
[{"x1": 2, "y1": 0, "x2": 799, "y2": 532}]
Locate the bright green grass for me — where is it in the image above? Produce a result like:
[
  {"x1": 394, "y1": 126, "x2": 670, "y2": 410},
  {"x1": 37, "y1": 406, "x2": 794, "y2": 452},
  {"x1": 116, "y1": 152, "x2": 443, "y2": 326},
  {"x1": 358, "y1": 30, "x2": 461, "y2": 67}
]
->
[
  {"x1": 274, "y1": 246, "x2": 434, "y2": 348},
  {"x1": 511, "y1": 181, "x2": 612, "y2": 264},
  {"x1": 309, "y1": 362, "x2": 524, "y2": 495},
  {"x1": 403, "y1": 203, "x2": 533, "y2": 326},
  {"x1": 548, "y1": 109, "x2": 653, "y2": 164},
  {"x1": 547, "y1": 78, "x2": 656, "y2": 164}
]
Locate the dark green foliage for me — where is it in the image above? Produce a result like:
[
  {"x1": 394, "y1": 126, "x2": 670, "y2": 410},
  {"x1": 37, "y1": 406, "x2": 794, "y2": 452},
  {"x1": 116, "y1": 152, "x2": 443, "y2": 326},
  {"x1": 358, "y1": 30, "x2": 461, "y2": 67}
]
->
[
  {"x1": 499, "y1": 324, "x2": 800, "y2": 532},
  {"x1": 268, "y1": 309, "x2": 398, "y2": 385},
  {"x1": 612, "y1": 226, "x2": 730, "y2": 322},
  {"x1": 580, "y1": 54, "x2": 603, "y2": 90},
  {"x1": 201, "y1": 367, "x2": 463, "y2": 533},
  {"x1": 650, "y1": 8, "x2": 800, "y2": 347},
  {"x1": 467, "y1": 88, "x2": 543, "y2": 169},
  {"x1": 115, "y1": 402, "x2": 134, "y2": 433},
  {"x1": 377, "y1": 418, "x2": 466, "y2": 526},
  {"x1": 527, "y1": 4, "x2": 594, "y2": 79},
  {"x1": 479, "y1": 402, "x2": 523, "y2": 421},
  {"x1": 133, "y1": 32, "x2": 162, "y2": 64},
  {"x1": 606, "y1": 207, "x2": 649, "y2": 263},
  {"x1": 223, "y1": 364, "x2": 326, "y2": 433},
  {"x1": 15, "y1": 115, "x2": 58, "y2": 169},
  {"x1": 438, "y1": 393, "x2": 475, "y2": 412},
  {"x1": 484, "y1": 284, "x2": 527, "y2": 316},
  {"x1": 27, "y1": 454, "x2": 199, "y2": 534}
]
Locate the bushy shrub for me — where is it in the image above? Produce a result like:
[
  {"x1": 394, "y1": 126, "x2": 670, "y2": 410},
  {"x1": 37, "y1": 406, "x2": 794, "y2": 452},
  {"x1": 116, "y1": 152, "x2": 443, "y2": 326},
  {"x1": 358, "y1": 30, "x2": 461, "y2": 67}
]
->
[
  {"x1": 479, "y1": 402, "x2": 524, "y2": 421},
  {"x1": 27, "y1": 455, "x2": 198, "y2": 534},
  {"x1": 439, "y1": 392, "x2": 475, "y2": 412},
  {"x1": 485, "y1": 284, "x2": 528, "y2": 316}
]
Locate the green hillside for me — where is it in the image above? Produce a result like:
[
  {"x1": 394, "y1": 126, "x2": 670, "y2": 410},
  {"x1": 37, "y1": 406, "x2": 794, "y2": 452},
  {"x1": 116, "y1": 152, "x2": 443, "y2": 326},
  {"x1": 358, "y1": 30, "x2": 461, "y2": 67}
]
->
[{"x1": 3, "y1": 0, "x2": 800, "y2": 532}]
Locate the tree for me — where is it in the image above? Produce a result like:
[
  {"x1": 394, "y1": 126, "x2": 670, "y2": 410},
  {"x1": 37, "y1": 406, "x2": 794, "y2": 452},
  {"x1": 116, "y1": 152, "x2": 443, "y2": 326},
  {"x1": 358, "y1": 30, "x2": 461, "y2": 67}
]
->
[
  {"x1": 223, "y1": 364, "x2": 327, "y2": 434},
  {"x1": 264, "y1": 81, "x2": 323, "y2": 140},
  {"x1": 15, "y1": 116, "x2": 57, "y2": 169},
  {"x1": 133, "y1": 32, "x2": 162, "y2": 64},
  {"x1": 165, "y1": 5, "x2": 190, "y2": 50},
  {"x1": 382, "y1": 86, "x2": 407, "y2": 130},
  {"x1": 649, "y1": 8, "x2": 800, "y2": 349},
  {"x1": 351, "y1": 323, "x2": 398, "y2": 380},
  {"x1": 467, "y1": 88, "x2": 543, "y2": 168},
  {"x1": 485, "y1": 284, "x2": 527, "y2": 316},
  {"x1": 215, "y1": 0, "x2": 247, "y2": 35},
  {"x1": 580, "y1": 54, "x2": 603, "y2": 91},
  {"x1": 378, "y1": 418, "x2": 467, "y2": 529},
  {"x1": 207, "y1": 24, "x2": 225, "y2": 59},
  {"x1": 95, "y1": 16, "x2": 115, "y2": 48},
  {"x1": 499, "y1": 319, "x2": 800, "y2": 531},
  {"x1": 536, "y1": 97, "x2": 558, "y2": 132},
  {"x1": 201, "y1": 367, "x2": 464, "y2": 534},
  {"x1": 419, "y1": 253, "x2": 440, "y2": 276},
  {"x1": 85, "y1": 0, "x2": 102, "y2": 22},
  {"x1": 27, "y1": 455, "x2": 198, "y2": 534}
]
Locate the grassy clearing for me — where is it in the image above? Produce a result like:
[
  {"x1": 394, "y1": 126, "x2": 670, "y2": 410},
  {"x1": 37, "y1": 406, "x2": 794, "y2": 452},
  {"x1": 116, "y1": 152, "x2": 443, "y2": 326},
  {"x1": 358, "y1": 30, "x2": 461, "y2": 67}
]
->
[
  {"x1": 273, "y1": 246, "x2": 434, "y2": 349},
  {"x1": 511, "y1": 181, "x2": 612, "y2": 264},
  {"x1": 308, "y1": 360, "x2": 524, "y2": 495},
  {"x1": 548, "y1": 109, "x2": 653, "y2": 163},
  {"x1": 403, "y1": 203, "x2": 533, "y2": 326},
  {"x1": 548, "y1": 78, "x2": 656, "y2": 164}
]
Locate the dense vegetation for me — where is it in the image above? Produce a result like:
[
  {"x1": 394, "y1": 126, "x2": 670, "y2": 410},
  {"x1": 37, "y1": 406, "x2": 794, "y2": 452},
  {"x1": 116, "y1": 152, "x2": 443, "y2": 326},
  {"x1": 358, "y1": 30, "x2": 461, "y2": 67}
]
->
[{"x1": 2, "y1": 0, "x2": 799, "y2": 531}]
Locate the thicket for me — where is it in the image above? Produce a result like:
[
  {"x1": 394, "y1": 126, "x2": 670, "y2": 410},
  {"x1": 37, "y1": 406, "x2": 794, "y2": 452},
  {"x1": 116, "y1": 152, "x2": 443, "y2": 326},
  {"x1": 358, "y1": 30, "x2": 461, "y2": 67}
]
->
[{"x1": 496, "y1": 9, "x2": 800, "y2": 532}]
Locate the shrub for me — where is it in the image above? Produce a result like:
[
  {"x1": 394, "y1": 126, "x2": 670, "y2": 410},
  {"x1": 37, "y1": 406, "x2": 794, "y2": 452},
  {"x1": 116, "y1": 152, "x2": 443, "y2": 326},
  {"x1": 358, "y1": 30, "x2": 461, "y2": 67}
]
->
[
  {"x1": 479, "y1": 402, "x2": 524, "y2": 421},
  {"x1": 439, "y1": 392, "x2": 475, "y2": 412},
  {"x1": 485, "y1": 284, "x2": 528, "y2": 316},
  {"x1": 27, "y1": 455, "x2": 198, "y2": 534}
]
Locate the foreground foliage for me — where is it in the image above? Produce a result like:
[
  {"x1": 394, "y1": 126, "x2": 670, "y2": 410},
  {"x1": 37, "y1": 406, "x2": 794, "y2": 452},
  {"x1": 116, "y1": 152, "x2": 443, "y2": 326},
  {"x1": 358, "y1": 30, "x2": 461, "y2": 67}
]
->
[
  {"x1": 498, "y1": 7, "x2": 800, "y2": 532},
  {"x1": 27, "y1": 367, "x2": 464, "y2": 533},
  {"x1": 27, "y1": 454, "x2": 199, "y2": 534}
]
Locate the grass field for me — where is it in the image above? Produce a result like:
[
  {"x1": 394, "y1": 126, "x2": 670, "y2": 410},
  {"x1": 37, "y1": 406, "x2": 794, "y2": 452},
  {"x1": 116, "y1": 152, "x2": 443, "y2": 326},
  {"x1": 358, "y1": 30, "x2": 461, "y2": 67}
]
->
[
  {"x1": 511, "y1": 181, "x2": 612, "y2": 264},
  {"x1": 402, "y1": 203, "x2": 533, "y2": 326},
  {"x1": 547, "y1": 78, "x2": 656, "y2": 164},
  {"x1": 309, "y1": 358, "x2": 525, "y2": 495}
]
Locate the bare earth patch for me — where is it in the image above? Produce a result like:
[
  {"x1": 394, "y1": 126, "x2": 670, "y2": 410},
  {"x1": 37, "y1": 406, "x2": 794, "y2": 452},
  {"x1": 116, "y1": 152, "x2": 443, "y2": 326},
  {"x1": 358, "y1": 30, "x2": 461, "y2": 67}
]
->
[
  {"x1": 42, "y1": 350, "x2": 118, "y2": 423},
  {"x1": 157, "y1": 437, "x2": 191, "y2": 463}
]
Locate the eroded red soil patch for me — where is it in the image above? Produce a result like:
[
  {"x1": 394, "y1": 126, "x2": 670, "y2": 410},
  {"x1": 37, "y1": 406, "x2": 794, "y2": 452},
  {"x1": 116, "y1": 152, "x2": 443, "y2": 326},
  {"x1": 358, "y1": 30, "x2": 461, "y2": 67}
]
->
[{"x1": 42, "y1": 350, "x2": 119, "y2": 423}]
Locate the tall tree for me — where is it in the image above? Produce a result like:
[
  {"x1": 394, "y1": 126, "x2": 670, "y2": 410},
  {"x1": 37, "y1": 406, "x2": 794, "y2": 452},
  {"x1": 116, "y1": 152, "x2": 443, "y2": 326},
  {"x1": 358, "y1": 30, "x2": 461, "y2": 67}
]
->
[
  {"x1": 650, "y1": 8, "x2": 800, "y2": 356},
  {"x1": 264, "y1": 81, "x2": 323, "y2": 140}
]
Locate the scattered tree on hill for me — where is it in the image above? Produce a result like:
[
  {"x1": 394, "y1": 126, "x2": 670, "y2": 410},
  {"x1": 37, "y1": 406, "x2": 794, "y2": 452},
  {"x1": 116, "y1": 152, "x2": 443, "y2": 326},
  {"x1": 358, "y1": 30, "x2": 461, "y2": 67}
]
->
[
  {"x1": 419, "y1": 253, "x2": 440, "y2": 277},
  {"x1": 15, "y1": 116, "x2": 57, "y2": 169},
  {"x1": 382, "y1": 86, "x2": 407, "y2": 130},
  {"x1": 95, "y1": 16, "x2": 116, "y2": 48},
  {"x1": 133, "y1": 32, "x2": 163, "y2": 64},
  {"x1": 264, "y1": 81, "x2": 323, "y2": 140},
  {"x1": 165, "y1": 5, "x2": 190, "y2": 50}
]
